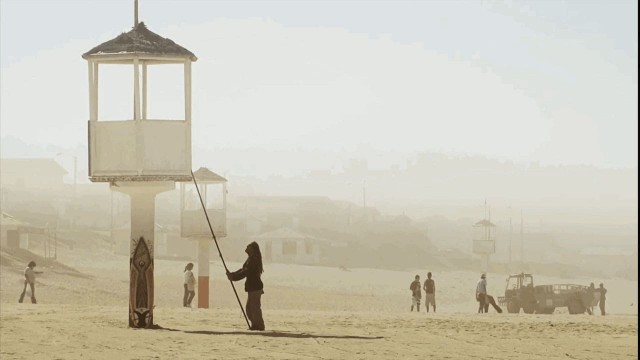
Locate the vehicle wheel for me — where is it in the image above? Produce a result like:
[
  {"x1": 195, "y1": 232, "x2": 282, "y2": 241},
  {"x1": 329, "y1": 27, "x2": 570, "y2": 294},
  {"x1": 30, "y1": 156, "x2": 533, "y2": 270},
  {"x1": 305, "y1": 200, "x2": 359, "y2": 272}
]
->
[
  {"x1": 536, "y1": 306, "x2": 555, "y2": 314},
  {"x1": 568, "y1": 299, "x2": 585, "y2": 314},
  {"x1": 507, "y1": 301, "x2": 520, "y2": 314},
  {"x1": 522, "y1": 302, "x2": 535, "y2": 314}
]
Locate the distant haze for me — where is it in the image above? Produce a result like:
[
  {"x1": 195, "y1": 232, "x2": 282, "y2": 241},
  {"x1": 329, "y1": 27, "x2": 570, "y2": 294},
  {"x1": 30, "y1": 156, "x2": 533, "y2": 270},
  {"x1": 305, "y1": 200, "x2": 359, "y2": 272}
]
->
[{"x1": 1, "y1": 0, "x2": 637, "y2": 169}]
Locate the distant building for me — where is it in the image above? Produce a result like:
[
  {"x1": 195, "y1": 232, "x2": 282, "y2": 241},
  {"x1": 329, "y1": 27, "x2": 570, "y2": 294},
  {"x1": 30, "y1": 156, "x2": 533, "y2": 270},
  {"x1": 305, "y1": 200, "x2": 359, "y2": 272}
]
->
[
  {"x1": 227, "y1": 211, "x2": 266, "y2": 236},
  {"x1": 0, "y1": 158, "x2": 67, "y2": 189},
  {"x1": 236, "y1": 196, "x2": 331, "y2": 214},
  {"x1": 114, "y1": 223, "x2": 184, "y2": 257},
  {"x1": 0, "y1": 212, "x2": 41, "y2": 249},
  {"x1": 519, "y1": 232, "x2": 563, "y2": 264},
  {"x1": 579, "y1": 246, "x2": 631, "y2": 257},
  {"x1": 254, "y1": 227, "x2": 336, "y2": 265},
  {"x1": 234, "y1": 195, "x2": 358, "y2": 231}
]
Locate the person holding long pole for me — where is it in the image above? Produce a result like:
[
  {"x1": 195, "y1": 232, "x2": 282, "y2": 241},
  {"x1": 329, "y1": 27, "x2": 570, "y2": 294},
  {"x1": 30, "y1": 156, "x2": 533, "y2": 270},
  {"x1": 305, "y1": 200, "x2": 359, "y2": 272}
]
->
[
  {"x1": 226, "y1": 242, "x2": 265, "y2": 331},
  {"x1": 191, "y1": 171, "x2": 252, "y2": 329}
]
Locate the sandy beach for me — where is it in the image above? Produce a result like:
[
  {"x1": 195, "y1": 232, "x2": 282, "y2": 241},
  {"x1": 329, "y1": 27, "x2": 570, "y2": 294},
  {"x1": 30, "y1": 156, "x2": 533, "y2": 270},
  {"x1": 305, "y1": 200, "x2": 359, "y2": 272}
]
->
[
  {"x1": 1, "y1": 247, "x2": 637, "y2": 359},
  {"x1": 1, "y1": 304, "x2": 637, "y2": 360},
  {"x1": 1, "y1": 0, "x2": 637, "y2": 358}
]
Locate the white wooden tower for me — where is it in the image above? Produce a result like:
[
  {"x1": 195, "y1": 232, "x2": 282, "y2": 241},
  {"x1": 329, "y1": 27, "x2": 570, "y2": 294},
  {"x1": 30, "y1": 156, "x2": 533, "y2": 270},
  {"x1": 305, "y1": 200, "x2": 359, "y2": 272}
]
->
[
  {"x1": 181, "y1": 167, "x2": 228, "y2": 308},
  {"x1": 82, "y1": 2, "x2": 196, "y2": 328}
]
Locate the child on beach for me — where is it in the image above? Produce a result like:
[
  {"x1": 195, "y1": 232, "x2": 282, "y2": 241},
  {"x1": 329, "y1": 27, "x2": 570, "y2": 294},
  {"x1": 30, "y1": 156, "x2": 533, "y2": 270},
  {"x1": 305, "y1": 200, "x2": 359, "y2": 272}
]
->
[
  {"x1": 410, "y1": 275, "x2": 421, "y2": 312},
  {"x1": 423, "y1": 272, "x2": 436, "y2": 313},
  {"x1": 183, "y1": 263, "x2": 196, "y2": 307},
  {"x1": 18, "y1": 261, "x2": 37, "y2": 304}
]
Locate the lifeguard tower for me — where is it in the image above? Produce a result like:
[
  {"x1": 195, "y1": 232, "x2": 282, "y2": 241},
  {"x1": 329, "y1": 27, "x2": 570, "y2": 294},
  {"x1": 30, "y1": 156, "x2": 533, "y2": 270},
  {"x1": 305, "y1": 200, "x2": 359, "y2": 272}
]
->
[
  {"x1": 82, "y1": 3, "x2": 196, "y2": 328},
  {"x1": 473, "y1": 218, "x2": 496, "y2": 273},
  {"x1": 181, "y1": 167, "x2": 228, "y2": 308}
]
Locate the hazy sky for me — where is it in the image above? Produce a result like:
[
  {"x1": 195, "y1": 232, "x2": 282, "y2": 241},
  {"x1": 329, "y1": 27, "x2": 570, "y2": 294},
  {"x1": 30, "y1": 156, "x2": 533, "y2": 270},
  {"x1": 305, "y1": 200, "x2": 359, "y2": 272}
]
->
[{"x1": 1, "y1": 0, "x2": 637, "y2": 168}]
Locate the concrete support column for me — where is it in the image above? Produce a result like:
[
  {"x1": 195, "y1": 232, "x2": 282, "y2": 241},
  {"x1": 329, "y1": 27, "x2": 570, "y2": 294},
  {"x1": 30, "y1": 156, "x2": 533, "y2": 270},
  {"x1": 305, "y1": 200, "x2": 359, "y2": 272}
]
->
[
  {"x1": 198, "y1": 238, "x2": 210, "y2": 308},
  {"x1": 112, "y1": 181, "x2": 174, "y2": 328},
  {"x1": 129, "y1": 190, "x2": 155, "y2": 327}
]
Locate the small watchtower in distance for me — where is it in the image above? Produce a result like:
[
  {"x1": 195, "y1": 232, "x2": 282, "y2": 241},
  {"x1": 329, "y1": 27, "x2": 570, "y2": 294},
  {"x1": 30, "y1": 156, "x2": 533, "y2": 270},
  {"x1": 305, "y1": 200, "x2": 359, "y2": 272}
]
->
[
  {"x1": 473, "y1": 218, "x2": 496, "y2": 273},
  {"x1": 181, "y1": 167, "x2": 228, "y2": 309}
]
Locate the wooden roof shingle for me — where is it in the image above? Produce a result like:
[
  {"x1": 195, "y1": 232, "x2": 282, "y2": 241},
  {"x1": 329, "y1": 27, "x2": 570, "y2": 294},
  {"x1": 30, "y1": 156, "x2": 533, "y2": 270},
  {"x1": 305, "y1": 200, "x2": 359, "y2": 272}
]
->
[{"x1": 82, "y1": 22, "x2": 197, "y2": 61}]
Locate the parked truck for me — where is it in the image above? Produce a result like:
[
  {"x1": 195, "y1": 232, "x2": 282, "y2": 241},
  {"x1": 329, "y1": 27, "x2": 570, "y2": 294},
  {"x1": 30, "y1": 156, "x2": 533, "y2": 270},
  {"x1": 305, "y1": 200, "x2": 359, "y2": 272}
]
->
[{"x1": 497, "y1": 273, "x2": 600, "y2": 314}]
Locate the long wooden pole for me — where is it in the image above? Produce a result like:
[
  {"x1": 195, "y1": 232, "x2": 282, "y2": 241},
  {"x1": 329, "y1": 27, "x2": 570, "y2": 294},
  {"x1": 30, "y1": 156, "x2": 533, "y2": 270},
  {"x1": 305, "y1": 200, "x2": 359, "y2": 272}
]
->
[{"x1": 191, "y1": 171, "x2": 251, "y2": 329}]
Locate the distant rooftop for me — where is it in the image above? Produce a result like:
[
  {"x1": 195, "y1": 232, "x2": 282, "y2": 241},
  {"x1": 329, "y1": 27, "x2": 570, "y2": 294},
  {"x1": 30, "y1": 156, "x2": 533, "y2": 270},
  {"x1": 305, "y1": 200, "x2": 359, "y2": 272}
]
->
[
  {"x1": 82, "y1": 22, "x2": 197, "y2": 61},
  {"x1": 193, "y1": 167, "x2": 227, "y2": 183},
  {"x1": 474, "y1": 219, "x2": 496, "y2": 227},
  {"x1": 0, "y1": 158, "x2": 67, "y2": 176},
  {"x1": 254, "y1": 227, "x2": 333, "y2": 243},
  {"x1": 1, "y1": 212, "x2": 28, "y2": 227}
]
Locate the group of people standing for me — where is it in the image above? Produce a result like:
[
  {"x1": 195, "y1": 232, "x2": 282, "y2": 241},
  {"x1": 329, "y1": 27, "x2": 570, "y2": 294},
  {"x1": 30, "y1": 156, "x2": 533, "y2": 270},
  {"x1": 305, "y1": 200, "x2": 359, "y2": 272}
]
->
[
  {"x1": 587, "y1": 282, "x2": 608, "y2": 316},
  {"x1": 16, "y1": 242, "x2": 266, "y2": 331},
  {"x1": 15, "y1": 241, "x2": 611, "y2": 331},
  {"x1": 409, "y1": 272, "x2": 495, "y2": 314},
  {"x1": 411, "y1": 272, "x2": 607, "y2": 315},
  {"x1": 409, "y1": 272, "x2": 436, "y2": 312}
]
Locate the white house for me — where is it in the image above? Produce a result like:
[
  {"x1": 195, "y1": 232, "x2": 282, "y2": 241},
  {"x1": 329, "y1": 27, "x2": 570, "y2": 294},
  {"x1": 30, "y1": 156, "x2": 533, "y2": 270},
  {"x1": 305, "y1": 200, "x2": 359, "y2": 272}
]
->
[{"x1": 1, "y1": 212, "x2": 34, "y2": 249}]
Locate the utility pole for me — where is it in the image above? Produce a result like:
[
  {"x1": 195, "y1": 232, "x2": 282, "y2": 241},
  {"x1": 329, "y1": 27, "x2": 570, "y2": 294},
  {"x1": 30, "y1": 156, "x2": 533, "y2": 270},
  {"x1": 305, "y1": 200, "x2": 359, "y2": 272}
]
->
[
  {"x1": 73, "y1": 156, "x2": 78, "y2": 196},
  {"x1": 362, "y1": 180, "x2": 366, "y2": 209},
  {"x1": 509, "y1": 216, "x2": 513, "y2": 268},
  {"x1": 484, "y1": 199, "x2": 487, "y2": 219},
  {"x1": 520, "y1": 209, "x2": 524, "y2": 264},
  {"x1": 110, "y1": 189, "x2": 115, "y2": 253},
  {"x1": 488, "y1": 206, "x2": 491, "y2": 240}
]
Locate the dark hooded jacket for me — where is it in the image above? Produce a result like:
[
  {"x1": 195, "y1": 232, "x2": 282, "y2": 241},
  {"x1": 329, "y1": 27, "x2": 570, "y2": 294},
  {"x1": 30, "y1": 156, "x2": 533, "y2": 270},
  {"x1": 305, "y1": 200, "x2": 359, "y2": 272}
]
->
[{"x1": 228, "y1": 255, "x2": 263, "y2": 292}]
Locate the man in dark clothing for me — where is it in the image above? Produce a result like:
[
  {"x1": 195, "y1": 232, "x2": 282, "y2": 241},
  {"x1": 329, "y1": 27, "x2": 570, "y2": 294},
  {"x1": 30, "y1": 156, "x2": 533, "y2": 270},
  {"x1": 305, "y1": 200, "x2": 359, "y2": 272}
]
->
[
  {"x1": 599, "y1": 283, "x2": 607, "y2": 316},
  {"x1": 423, "y1": 272, "x2": 436, "y2": 313},
  {"x1": 410, "y1": 275, "x2": 421, "y2": 312},
  {"x1": 227, "y1": 242, "x2": 265, "y2": 330}
]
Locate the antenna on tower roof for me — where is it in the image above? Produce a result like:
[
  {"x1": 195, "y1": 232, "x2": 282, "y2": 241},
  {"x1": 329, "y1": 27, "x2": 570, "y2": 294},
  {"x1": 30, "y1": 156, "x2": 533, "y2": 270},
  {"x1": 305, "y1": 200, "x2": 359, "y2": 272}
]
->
[{"x1": 134, "y1": 0, "x2": 139, "y2": 27}]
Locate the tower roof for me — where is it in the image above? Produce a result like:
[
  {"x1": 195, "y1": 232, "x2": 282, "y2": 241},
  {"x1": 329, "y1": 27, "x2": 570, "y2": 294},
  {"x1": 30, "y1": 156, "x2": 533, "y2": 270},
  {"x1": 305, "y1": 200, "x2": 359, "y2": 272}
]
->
[
  {"x1": 193, "y1": 167, "x2": 227, "y2": 183},
  {"x1": 82, "y1": 22, "x2": 197, "y2": 61},
  {"x1": 474, "y1": 219, "x2": 496, "y2": 227}
]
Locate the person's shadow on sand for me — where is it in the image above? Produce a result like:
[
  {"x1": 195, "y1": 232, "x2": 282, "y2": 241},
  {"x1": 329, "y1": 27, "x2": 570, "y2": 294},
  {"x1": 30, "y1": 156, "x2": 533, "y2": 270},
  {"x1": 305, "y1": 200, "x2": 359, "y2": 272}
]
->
[
  {"x1": 184, "y1": 330, "x2": 383, "y2": 340},
  {"x1": 149, "y1": 325, "x2": 383, "y2": 340}
]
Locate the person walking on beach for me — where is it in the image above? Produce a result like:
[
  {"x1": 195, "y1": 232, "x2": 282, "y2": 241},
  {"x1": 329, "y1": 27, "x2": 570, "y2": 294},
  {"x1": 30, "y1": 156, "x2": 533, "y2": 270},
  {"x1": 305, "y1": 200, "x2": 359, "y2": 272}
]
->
[
  {"x1": 18, "y1": 261, "x2": 37, "y2": 304},
  {"x1": 183, "y1": 263, "x2": 196, "y2": 307},
  {"x1": 410, "y1": 275, "x2": 421, "y2": 312},
  {"x1": 227, "y1": 241, "x2": 265, "y2": 331},
  {"x1": 476, "y1": 273, "x2": 487, "y2": 313},
  {"x1": 599, "y1": 283, "x2": 607, "y2": 316},
  {"x1": 423, "y1": 272, "x2": 436, "y2": 313}
]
